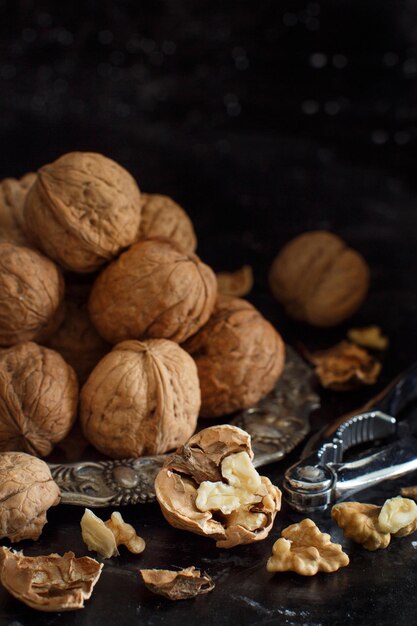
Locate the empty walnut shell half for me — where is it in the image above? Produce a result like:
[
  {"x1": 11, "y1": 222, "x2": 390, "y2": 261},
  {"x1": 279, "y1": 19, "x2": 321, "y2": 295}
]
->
[
  {"x1": 24, "y1": 152, "x2": 141, "y2": 272},
  {"x1": 0, "y1": 452, "x2": 60, "y2": 542},
  {"x1": 0, "y1": 173, "x2": 36, "y2": 246},
  {"x1": 89, "y1": 238, "x2": 217, "y2": 344},
  {"x1": 0, "y1": 342, "x2": 78, "y2": 457},
  {"x1": 155, "y1": 425, "x2": 282, "y2": 549},
  {"x1": 184, "y1": 296, "x2": 285, "y2": 417},
  {"x1": 137, "y1": 193, "x2": 197, "y2": 253},
  {"x1": 269, "y1": 230, "x2": 370, "y2": 327},
  {"x1": 80, "y1": 339, "x2": 201, "y2": 458}
]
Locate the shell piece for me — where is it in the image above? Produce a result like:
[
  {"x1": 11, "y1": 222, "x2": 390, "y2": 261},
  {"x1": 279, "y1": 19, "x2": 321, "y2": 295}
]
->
[
  {"x1": 140, "y1": 566, "x2": 214, "y2": 601},
  {"x1": 309, "y1": 341, "x2": 381, "y2": 390},
  {"x1": 0, "y1": 547, "x2": 103, "y2": 612},
  {"x1": 88, "y1": 238, "x2": 217, "y2": 344},
  {"x1": 0, "y1": 342, "x2": 78, "y2": 457},
  {"x1": 80, "y1": 339, "x2": 201, "y2": 458},
  {"x1": 0, "y1": 242, "x2": 64, "y2": 346},
  {"x1": 0, "y1": 452, "x2": 60, "y2": 542},
  {"x1": 331, "y1": 502, "x2": 391, "y2": 551},
  {"x1": 0, "y1": 173, "x2": 36, "y2": 246},
  {"x1": 24, "y1": 152, "x2": 141, "y2": 272},
  {"x1": 216, "y1": 265, "x2": 254, "y2": 297},
  {"x1": 137, "y1": 193, "x2": 197, "y2": 253},
  {"x1": 184, "y1": 296, "x2": 285, "y2": 417}
]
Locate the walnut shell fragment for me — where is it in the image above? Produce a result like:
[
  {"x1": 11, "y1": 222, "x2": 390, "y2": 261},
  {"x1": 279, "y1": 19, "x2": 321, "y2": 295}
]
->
[
  {"x1": 0, "y1": 342, "x2": 78, "y2": 457},
  {"x1": 81, "y1": 509, "x2": 146, "y2": 559},
  {"x1": 155, "y1": 425, "x2": 282, "y2": 549},
  {"x1": 309, "y1": 341, "x2": 381, "y2": 390},
  {"x1": 0, "y1": 547, "x2": 102, "y2": 612},
  {"x1": 184, "y1": 296, "x2": 285, "y2": 417},
  {"x1": 24, "y1": 152, "x2": 141, "y2": 272},
  {"x1": 0, "y1": 452, "x2": 60, "y2": 542},
  {"x1": 140, "y1": 566, "x2": 214, "y2": 601},
  {"x1": 137, "y1": 193, "x2": 197, "y2": 253},
  {"x1": 216, "y1": 265, "x2": 254, "y2": 297},
  {"x1": 0, "y1": 173, "x2": 36, "y2": 246}
]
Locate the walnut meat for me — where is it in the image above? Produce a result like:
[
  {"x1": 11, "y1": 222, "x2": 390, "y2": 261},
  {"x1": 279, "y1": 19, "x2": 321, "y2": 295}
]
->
[
  {"x1": 184, "y1": 296, "x2": 285, "y2": 417},
  {"x1": 24, "y1": 152, "x2": 141, "y2": 272},
  {"x1": 0, "y1": 242, "x2": 64, "y2": 346},
  {"x1": 0, "y1": 173, "x2": 36, "y2": 246},
  {"x1": 269, "y1": 231, "x2": 370, "y2": 327},
  {"x1": 331, "y1": 502, "x2": 391, "y2": 550},
  {"x1": 81, "y1": 509, "x2": 146, "y2": 558},
  {"x1": 137, "y1": 193, "x2": 197, "y2": 253},
  {"x1": 0, "y1": 452, "x2": 60, "y2": 542},
  {"x1": 80, "y1": 339, "x2": 201, "y2": 458},
  {"x1": 0, "y1": 342, "x2": 78, "y2": 457},
  {"x1": 89, "y1": 239, "x2": 217, "y2": 344}
]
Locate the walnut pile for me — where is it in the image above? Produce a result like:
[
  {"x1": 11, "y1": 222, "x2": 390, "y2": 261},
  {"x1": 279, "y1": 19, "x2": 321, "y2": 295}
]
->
[
  {"x1": 25, "y1": 152, "x2": 141, "y2": 272},
  {"x1": 137, "y1": 193, "x2": 197, "y2": 253},
  {"x1": 0, "y1": 173, "x2": 36, "y2": 246},
  {"x1": 184, "y1": 296, "x2": 285, "y2": 417},
  {"x1": 80, "y1": 339, "x2": 201, "y2": 458},
  {"x1": 155, "y1": 425, "x2": 281, "y2": 548},
  {"x1": 0, "y1": 452, "x2": 60, "y2": 542},
  {"x1": 140, "y1": 566, "x2": 214, "y2": 600}
]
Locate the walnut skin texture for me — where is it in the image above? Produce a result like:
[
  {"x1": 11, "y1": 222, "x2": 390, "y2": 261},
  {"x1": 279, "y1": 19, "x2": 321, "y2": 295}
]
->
[
  {"x1": 0, "y1": 452, "x2": 60, "y2": 542},
  {"x1": 0, "y1": 173, "x2": 36, "y2": 246},
  {"x1": 0, "y1": 342, "x2": 78, "y2": 457},
  {"x1": 89, "y1": 238, "x2": 217, "y2": 344},
  {"x1": 140, "y1": 567, "x2": 214, "y2": 600},
  {"x1": 24, "y1": 152, "x2": 141, "y2": 272},
  {"x1": 269, "y1": 230, "x2": 370, "y2": 327},
  {"x1": 184, "y1": 296, "x2": 285, "y2": 417},
  {"x1": 0, "y1": 242, "x2": 64, "y2": 346},
  {"x1": 155, "y1": 425, "x2": 282, "y2": 549},
  {"x1": 80, "y1": 339, "x2": 201, "y2": 458},
  {"x1": 137, "y1": 193, "x2": 197, "y2": 253}
]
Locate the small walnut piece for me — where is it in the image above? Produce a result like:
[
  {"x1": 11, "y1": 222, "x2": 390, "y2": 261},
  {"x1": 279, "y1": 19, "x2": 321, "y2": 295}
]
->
[
  {"x1": 378, "y1": 496, "x2": 417, "y2": 535},
  {"x1": 0, "y1": 547, "x2": 102, "y2": 612},
  {"x1": 266, "y1": 518, "x2": 349, "y2": 576},
  {"x1": 0, "y1": 452, "x2": 60, "y2": 542},
  {"x1": 216, "y1": 265, "x2": 254, "y2": 297},
  {"x1": 140, "y1": 566, "x2": 214, "y2": 601},
  {"x1": 331, "y1": 502, "x2": 391, "y2": 550},
  {"x1": 347, "y1": 326, "x2": 389, "y2": 351},
  {"x1": 309, "y1": 341, "x2": 381, "y2": 390},
  {"x1": 269, "y1": 230, "x2": 370, "y2": 327},
  {"x1": 81, "y1": 509, "x2": 145, "y2": 559},
  {"x1": 0, "y1": 173, "x2": 36, "y2": 246},
  {"x1": 400, "y1": 486, "x2": 417, "y2": 500},
  {"x1": 137, "y1": 193, "x2": 197, "y2": 253}
]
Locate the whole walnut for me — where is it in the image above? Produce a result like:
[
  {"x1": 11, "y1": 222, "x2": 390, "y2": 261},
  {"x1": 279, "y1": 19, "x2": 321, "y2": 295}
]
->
[
  {"x1": 89, "y1": 239, "x2": 217, "y2": 344},
  {"x1": 0, "y1": 452, "x2": 60, "y2": 542},
  {"x1": 0, "y1": 242, "x2": 64, "y2": 346},
  {"x1": 0, "y1": 173, "x2": 36, "y2": 246},
  {"x1": 137, "y1": 193, "x2": 197, "y2": 254},
  {"x1": 184, "y1": 296, "x2": 285, "y2": 417},
  {"x1": 80, "y1": 339, "x2": 201, "y2": 458},
  {"x1": 0, "y1": 342, "x2": 78, "y2": 457},
  {"x1": 24, "y1": 152, "x2": 141, "y2": 273},
  {"x1": 269, "y1": 231, "x2": 370, "y2": 327}
]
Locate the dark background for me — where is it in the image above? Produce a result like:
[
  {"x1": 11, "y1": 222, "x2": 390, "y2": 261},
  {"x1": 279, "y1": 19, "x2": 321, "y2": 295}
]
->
[{"x1": 1, "y1": 1, "x2": 417, "y2": 625}]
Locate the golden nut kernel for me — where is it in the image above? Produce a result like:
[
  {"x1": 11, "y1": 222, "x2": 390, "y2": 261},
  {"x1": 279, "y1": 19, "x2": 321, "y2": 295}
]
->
[
  {"x1": 378, "y1": 496, "x2": 417, "y2": 535},
  {"x1": 347, "y1": 326, "x2": 389, "y2": 351},
  {"x1": 81, "y1": 509, "x2": 145, "y2": 559},
  {"x1": 266, "y1": 518, "x2": 349, "y2": 576},
  {"x1": 331, "y1": 502, "x2": 391, "y2": 551}
]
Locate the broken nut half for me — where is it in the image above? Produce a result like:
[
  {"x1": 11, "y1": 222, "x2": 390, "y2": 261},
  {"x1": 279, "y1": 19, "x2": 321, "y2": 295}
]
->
[
  {"x1": 81, "y1": 509, "x2": 146, "y2": 559},
  {"x1": 378, "y1": 496, "x2": 417, "y2": 536},
  {"x1": 332, "y1": 502, "x2": 390, "y2": 550},
  {"x1": 140, "y1": 566, "x2": 214, "y2": 600}
]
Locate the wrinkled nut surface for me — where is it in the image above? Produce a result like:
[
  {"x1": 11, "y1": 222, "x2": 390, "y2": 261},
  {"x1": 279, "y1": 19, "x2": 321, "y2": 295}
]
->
[
  {"x1": 24, "y1": 152, "x2": 141, "y2": 272},
  {"x1": 137, "y1": 193, "x2": 197, "y2": 253},
  {"x1": 0, "y1": 452, "x2": 60, "y2": 542},
  {"x1": 269, "y1": 230, "x2": 370, "y2": 327},
  {"x1": 309, "y1": 341, "x2": 381, "y2": 391},
  {"x1": 266, "y1": 518, "x2": 349, "y2": 576},
  {"x1": 155, "y1": 425, "x2": 281, "y2": 549},
  {"x1": 81, "y1": 339, "x2": 200, "y2": 458},
  {"x1": 184, "y1": 296, "x2": 285, "y2": 417},
  {"x1": 81, "y1": 509, "x2": 145, "y2": 559},
  {"x1": 0, "y1": 547, "x2": 102, "y2": 612},
  {"x1": 89, "y1": 238, "x2": 217, "y2": 344},
  {"x1": 140, "y1": 566, "x2": 214, "y2": 601},
  {"x1": 0, "y1": 342, "x2": 78, "y2": 457},
  {"x1": 347, "y1": 326, "x2": 389, "y2": 351},
  {"x1": 0, "y1": 173, "x2": 36, "y2": 246},
  {"x1": 331, "y1": 502, "x2": 391, "y2": 550},
  {"x1": 0, "y1": 242, "x2": 64, "y2": 346},
  {"x1": 216, "y1": 265, "x2": 254, "y2": 297},
  {"x1": 378, "y1": 496, "x2": 417, "y2": 535}
]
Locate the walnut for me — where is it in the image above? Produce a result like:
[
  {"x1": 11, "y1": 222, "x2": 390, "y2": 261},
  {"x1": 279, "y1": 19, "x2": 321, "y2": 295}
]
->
[
  {"x1": 0, "y1": 342, "x2": 78, "y2": 457},
  {"x1": 401, "y1": 486, "x2": 417, "y2": 500},
  {"x1": 331, "y1": 502, "x2": 391, "y2": 550},
  {"x1": 89, "y1": 238, "x2": 217, "y2": 344},
  {"x1": 378, "y1": 496, "x2": 417, "y2": 535},
  {"x1": 266, "y1": 518, "x2": 349, "y2": 576},
  {"x1": 0, "y1": 547, "x2": 102, "y2": 612},
  {"x1": 183, "y1": 296, "x2": 285, "y2": 417},
  {"x1": 81, "y1": 509, "x2": 146, "y2": 558},
  {"x1": 308, "y1": 341, "x2": 381, "y2": 390},
  {"x1": 80, "y1": 339, "x2": 200, "y2": 458},
  {"x1": 137, "y1": 193, "x2": 197, "y2": 253},
  {"x1": 0, "y1": 242, "x2": 64, "y2": 346},
  {"x1": 0, "y1": 173, "x2": 36, "y2": 246},
  {"x1": 0, "y1": 452, "x2": 60, "y2": 542},
  {"x1": 347, "y1": 325, "x2": 389, "y2": 351},
  {"x1": 269, "y1": 231, "x2": 370, "y2": 327},
  {"x1": 140, "y1": 566, "x2": 214, "y2": 600},
  {"x1": 216, "y1": 265, "x2": 254, "y2": 297},
  {"x1": 155, "y1": 425, "x2": 281, "y2": 549},
  {"x1": 24, "y1": 152, "x2": 141, "y2": 272}
]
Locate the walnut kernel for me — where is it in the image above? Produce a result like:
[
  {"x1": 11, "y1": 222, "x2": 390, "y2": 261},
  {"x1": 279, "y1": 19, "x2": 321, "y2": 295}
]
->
[
  {"x1": 378, "y1": 496, "x2": 417, "y2": 534},
  {"x1": 331, "y1": 502, "x2": 391, "y2": 550},
  {"x1": 347, "y1": 325, "x2": 389, "y2": 351},
  {"x1": 81, "y1": 509, "x2": 145, "y2": 559}
]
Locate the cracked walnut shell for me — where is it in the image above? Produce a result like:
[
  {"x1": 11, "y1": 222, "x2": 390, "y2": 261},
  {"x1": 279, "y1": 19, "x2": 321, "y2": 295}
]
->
[
  {"x1": 24, "y1": 152, "x2": 141, "y2": 272},
  {"x1": 0, "y1": 452, "x2": 60, "y2": 542},
  {"x1": 80, "y1": 339, "x2": 200, "y2": 458},
  {"x1": 309, "y1": 341, "x2": 381, "y2": 390},
  {"x1": 184, "y1": 296, "x2": 285, "y2": 417},
  {"x1": 0, "y1": 173, "x2": 36, "y2": 246},
  {"x1": 269, "y1": 231, "x2": 370, "y2": 327},
  {"x1": 140, "y1": 567, "x2": 214, "y2": 600},
  {"x1": 89, "y1": 238, "x2": 217, "y2": 344},
  {"x1": 137, "y1": 193, "x2": 197, "y2": 253}
]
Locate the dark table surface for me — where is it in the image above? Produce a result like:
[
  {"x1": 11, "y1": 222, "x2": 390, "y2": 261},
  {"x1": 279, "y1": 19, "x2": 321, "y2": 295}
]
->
[{"x1": 1, "y1": 1, "x2": 417, "y2": 624}]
